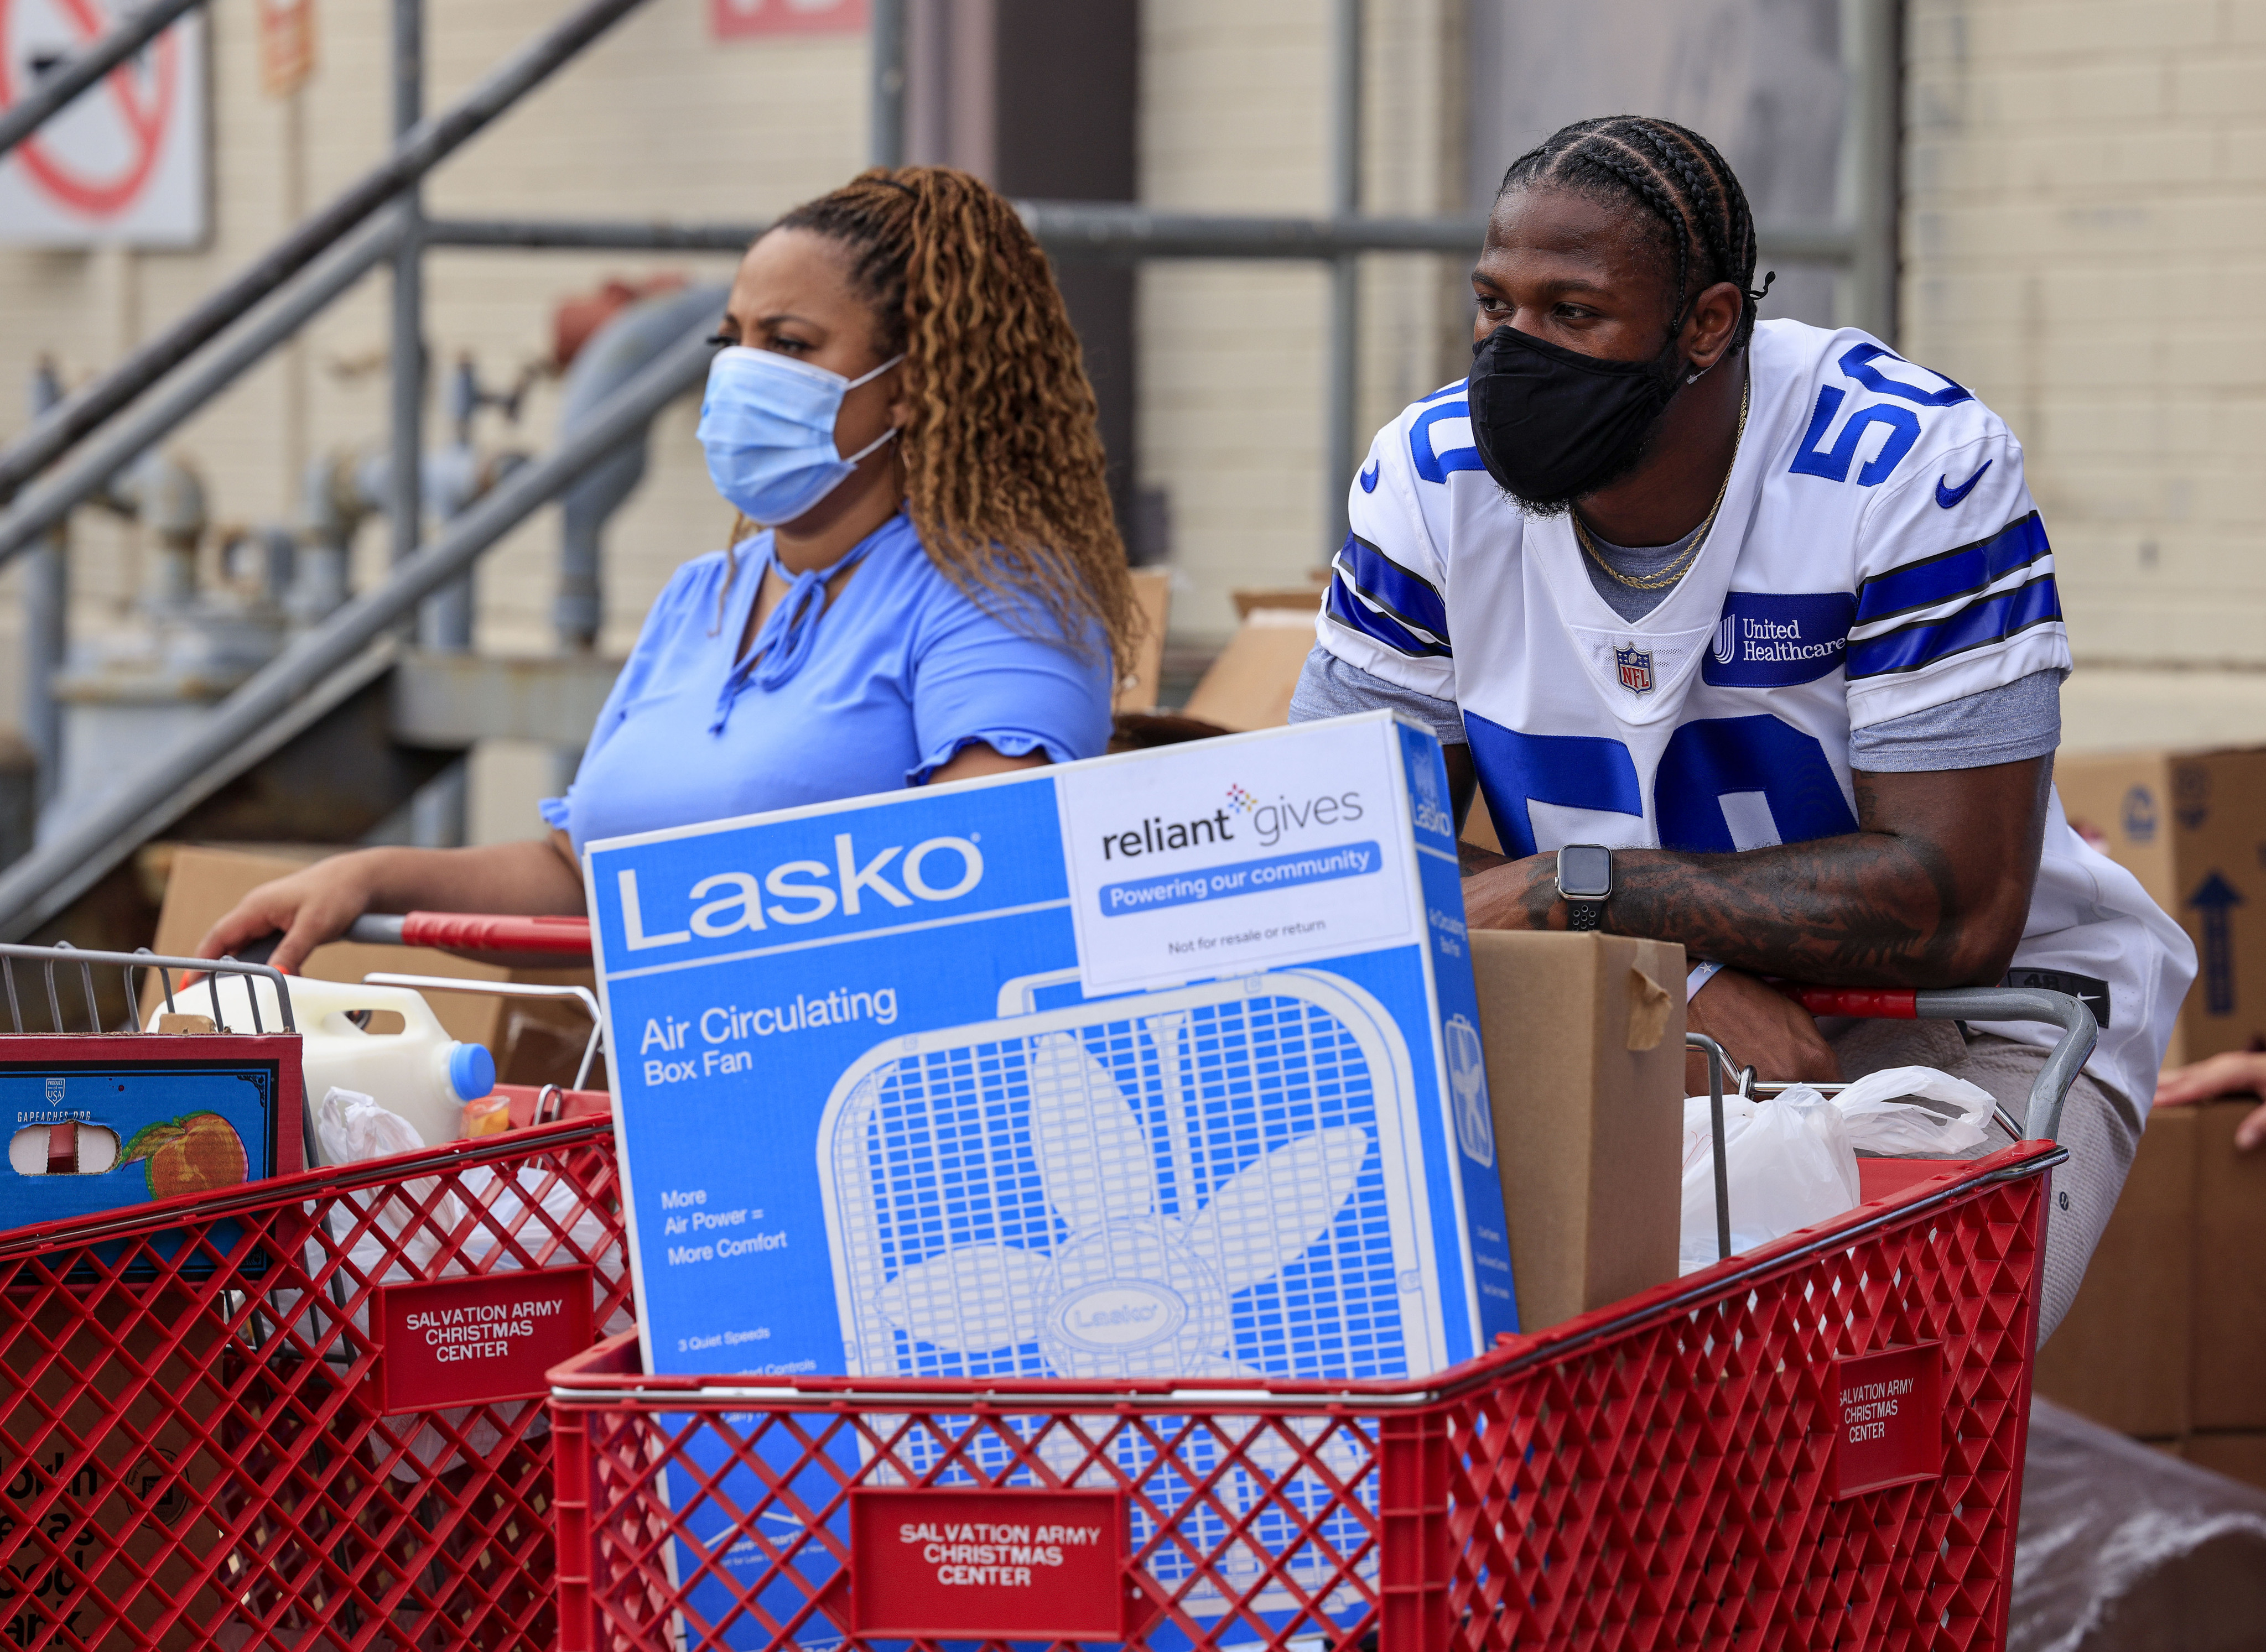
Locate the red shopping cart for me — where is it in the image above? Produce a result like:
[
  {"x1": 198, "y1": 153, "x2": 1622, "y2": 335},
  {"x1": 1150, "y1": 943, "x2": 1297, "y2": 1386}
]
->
[
  {"x1": 543, "y1": 983, "x2": 2092, "y2": 1652},
  {"x1": 0, "y1": 940, "x2": 627, "y2": 1651}
]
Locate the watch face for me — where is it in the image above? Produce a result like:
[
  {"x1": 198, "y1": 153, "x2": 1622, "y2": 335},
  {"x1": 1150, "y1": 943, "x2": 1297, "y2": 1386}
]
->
[{"x1": 1558, "y1": 844, "x2": 1613, "y2": 900}]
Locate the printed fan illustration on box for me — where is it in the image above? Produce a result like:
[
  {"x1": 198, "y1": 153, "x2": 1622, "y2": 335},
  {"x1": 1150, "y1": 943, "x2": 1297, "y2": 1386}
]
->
[{"x1": 820, "y1": 968, "x2": 1473, "y2": 1383}]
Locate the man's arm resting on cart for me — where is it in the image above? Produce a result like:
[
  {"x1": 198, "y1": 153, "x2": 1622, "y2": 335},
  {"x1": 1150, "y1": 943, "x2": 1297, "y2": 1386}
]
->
[{"x1": 1455, "y1": 749, "x2": 2055, "y2": 1081}]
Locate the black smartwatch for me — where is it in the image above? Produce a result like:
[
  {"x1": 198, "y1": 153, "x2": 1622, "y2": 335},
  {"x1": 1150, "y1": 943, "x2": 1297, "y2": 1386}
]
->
[{"x1": 1555, "y1": 844, "x2": 1613, "y2": 932}]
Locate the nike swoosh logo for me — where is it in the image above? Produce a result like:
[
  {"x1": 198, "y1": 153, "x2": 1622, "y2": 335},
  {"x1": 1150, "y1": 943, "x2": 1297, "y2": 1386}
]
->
[
  {"x1": 1358, "y1": 460, "x2": 1380, "y2": 493},
  {"x1": 1935, "y1": 458, "x2": 1991, "y2": 509}
]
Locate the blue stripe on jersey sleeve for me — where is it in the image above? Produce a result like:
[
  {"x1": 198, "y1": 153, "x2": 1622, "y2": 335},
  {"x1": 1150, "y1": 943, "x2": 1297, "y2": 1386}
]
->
[
  {"x1": 1846, "y1": 572, "x2": 2062, "y2": 679},
  {"x1": 1327, "y1": 572, "x2": 1452, "y2": 659},
  {"x1": 1854, "y1": 512, "x2": 2050, "y2": 625},
  {"x1": 1335, "y1": 532, "x2": 1448, "y2": 640}
]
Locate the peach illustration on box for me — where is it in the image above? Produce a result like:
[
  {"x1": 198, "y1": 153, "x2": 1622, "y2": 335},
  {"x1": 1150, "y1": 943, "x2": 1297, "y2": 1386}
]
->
[{"x1": 119, "y1": 1113, "x2": 248, "y2": 1200}]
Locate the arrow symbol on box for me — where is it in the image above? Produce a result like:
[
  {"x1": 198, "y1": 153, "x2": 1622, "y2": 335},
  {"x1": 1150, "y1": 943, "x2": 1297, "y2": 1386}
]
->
[{"x1": 2188, "y1": 871, "x2": 2244, "y2": 1016}]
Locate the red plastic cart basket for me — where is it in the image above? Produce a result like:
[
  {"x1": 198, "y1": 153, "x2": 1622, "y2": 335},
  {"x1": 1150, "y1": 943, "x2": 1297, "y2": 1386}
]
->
[
  {"x1": 544, "y1": 984, "x2": 2091, "y2": 1652},
  {"x1": 0, "y1": 941, "x2": 627, "y2": 1652}
]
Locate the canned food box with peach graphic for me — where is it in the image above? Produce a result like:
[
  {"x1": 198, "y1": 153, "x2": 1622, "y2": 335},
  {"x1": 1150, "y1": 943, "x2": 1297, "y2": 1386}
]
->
[{"x1": 1, "y1": 1035, "x2": 305, "y2": 1241}]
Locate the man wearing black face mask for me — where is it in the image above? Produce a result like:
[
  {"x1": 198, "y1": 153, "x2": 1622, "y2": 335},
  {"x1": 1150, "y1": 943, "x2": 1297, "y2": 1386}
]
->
[{"x1": 1286, "y1": 115, "x2": 2194, "y2": 1340}]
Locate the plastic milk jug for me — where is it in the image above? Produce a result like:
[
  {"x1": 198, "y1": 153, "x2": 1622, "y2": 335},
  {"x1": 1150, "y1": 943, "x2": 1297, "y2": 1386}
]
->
[{"x1": 147, "y1": 976, "x2": 495, "y2": 1160}]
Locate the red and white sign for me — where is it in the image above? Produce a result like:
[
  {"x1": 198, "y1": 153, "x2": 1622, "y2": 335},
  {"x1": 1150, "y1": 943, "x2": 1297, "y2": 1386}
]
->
[
  {"x1": 0, "y1": 0, "x2": 206, "y2": 246},
  {"x1": 710, "y1": 0, "x2": 867, "y2": 39},
  {"x1": 1828, "y1": 1341, "x2": 1945, "y2": 1500},
  {"x1": 376, "y1": 1264, "x2": 593, "y2": 1414},
  {"x1": 848, "y1": 1488, "x2": 1135, "y2": 1640}
]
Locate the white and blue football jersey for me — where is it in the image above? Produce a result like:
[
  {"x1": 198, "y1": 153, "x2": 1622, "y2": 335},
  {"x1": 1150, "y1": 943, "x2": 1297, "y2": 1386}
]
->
[{"x1": 1317, "y1": 319, "x2": 2195, "y2": 1111}]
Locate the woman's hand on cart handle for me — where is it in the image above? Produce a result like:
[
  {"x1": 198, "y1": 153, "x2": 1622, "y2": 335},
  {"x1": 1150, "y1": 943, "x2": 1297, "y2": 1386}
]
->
[{"x1": 197, "y1": 854, "x2": 383, "y2": 976}]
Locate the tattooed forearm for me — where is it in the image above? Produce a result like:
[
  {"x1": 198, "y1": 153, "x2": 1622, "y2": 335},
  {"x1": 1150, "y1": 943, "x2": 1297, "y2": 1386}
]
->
[{"x1": 1458, "y1": 759, "x2": 2053, "y2": 988}]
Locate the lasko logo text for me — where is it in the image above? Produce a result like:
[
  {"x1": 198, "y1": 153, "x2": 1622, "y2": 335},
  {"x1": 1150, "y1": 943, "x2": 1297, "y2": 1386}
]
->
[
  {"x1": 615, "y1": 832, "x2": 984, "y2": 951},
  {"x1": 1701, "y1": 592, "x2": 1857, "y2": 688},
  {"x1": 1100, "y1": 788, "x2": 1363, "y2": 859}
]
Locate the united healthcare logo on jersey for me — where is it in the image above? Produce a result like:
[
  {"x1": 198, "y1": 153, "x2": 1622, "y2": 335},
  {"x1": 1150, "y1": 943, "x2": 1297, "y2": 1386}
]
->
[{"x1": 1701, "y1": 592, "x2": 1858, "y2": 688}]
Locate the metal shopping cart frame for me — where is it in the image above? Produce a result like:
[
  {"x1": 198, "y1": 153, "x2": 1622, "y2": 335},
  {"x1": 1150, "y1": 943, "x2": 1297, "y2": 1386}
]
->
[
  {"x1": 545, "y1": 984, "x2": 2086, "y2": 1652},
  {"x1": 0, "y1": 939, "x2": 628, "y2": 1651}
]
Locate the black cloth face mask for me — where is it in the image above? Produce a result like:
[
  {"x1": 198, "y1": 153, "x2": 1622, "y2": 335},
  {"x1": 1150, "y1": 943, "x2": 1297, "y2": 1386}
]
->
[{"x1": 1467, "y1": 324, "x2": 1687, "y2": 510}]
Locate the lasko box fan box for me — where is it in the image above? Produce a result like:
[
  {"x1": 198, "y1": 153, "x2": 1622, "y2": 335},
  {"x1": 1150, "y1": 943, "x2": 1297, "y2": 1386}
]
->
[{"x1": 584, "y1": 713, "x2": 1516, "y2": 1644}]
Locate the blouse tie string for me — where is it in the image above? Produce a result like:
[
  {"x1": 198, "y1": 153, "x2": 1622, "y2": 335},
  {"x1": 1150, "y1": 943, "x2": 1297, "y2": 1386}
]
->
[{"x1": 711, "y1": 537, "x2": 877, "y2": 733}]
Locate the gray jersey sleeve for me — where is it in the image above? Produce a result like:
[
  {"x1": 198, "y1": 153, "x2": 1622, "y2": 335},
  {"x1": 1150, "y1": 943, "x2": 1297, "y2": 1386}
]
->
[
  {"x1": 1288, "y1": 646, "x2": 1468, "y2": 747},
  {"x1": 1850, "y1": 668, "x2": 2064, "y2": 773}
]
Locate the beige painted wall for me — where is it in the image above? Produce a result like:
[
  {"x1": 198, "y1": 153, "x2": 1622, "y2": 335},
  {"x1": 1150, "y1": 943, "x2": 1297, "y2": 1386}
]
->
[{"x1": 1901, "y1": 0, "x2": 2266, "y2": 750}]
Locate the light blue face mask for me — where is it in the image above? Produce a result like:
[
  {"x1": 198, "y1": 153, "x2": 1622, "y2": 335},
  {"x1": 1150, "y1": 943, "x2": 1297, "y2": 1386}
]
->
[{"x1": 696, "y1": 345, "x2": 904, "y2": 525}]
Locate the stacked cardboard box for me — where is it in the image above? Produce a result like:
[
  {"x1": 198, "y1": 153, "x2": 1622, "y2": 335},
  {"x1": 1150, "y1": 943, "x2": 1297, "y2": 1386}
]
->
[
  {"x1": 2034, "y1": 1098, "x2": 2266, "y2": 1491},
  {"x1": 2057, "y1": 748, "x2": 2266, "y2": 1066}
]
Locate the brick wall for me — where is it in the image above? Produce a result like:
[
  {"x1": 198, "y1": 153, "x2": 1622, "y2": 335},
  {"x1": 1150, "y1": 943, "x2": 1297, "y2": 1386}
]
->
[{"x1": 1901, "y1": 0, "x2": 2266, "y2": 747}]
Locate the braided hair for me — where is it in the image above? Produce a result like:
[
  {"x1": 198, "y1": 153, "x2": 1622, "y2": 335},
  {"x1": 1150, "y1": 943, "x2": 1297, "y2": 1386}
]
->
[
  {"x1": 1498, "y1": 116, "x2": 1773, "y2": 353},
  {"x1": 764, "y1": 166, "x2": 1136, "y2": 669}
]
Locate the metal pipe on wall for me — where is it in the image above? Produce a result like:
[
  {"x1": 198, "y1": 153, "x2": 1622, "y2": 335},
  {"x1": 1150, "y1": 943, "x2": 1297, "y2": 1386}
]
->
[
  {"x1": 22, "y1": 365, "x2": 65, "y2": 808},
  {"x1": 1840, "y1": 0, "x2": 1900, "y2": 341},
  {"x1": 870, "y1": 0, "x2": 908, "y2": 169},
  {"x1": 419, "y1": 207, "x2": 1857, "y2": 264},
  {"x1": 1324, "y1": 0, "x2": 1362, "y2": 559},
  {"x1": 389, "y1": 0, "x2": 465, "y2": 851},
  {"x1": 391, "y1": 0, "x2": 426, "y2": 572}
]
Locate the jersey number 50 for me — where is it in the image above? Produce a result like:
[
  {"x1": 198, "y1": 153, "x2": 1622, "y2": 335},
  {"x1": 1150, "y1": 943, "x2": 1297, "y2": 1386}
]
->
[{"x1": 1467, "y1": 713, "x2": 1859, "y2": 857}]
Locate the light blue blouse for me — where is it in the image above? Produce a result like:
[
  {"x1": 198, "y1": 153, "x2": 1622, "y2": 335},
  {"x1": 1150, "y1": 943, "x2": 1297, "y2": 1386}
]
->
[{"x1": 541, "y1": 511, "x2": 1113, "y2": 853}]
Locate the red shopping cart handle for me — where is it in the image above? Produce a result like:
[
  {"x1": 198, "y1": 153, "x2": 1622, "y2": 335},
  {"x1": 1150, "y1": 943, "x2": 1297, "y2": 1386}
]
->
[
  {"x1": 348, "y1": 912, "x2": 594, "y2": 957},
  {"x1": 1784, "y1": 985, "x2": 1917, "y2": 1019}
]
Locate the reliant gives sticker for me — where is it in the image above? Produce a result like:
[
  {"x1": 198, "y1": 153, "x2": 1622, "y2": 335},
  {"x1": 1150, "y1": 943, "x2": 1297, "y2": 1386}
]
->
[{"x1": 1055, "y1": 720, "x2": 1417, "y2": 993}]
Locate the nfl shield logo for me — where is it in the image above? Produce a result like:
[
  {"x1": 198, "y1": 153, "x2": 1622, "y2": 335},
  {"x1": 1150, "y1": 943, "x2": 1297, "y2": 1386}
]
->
[{"x1": 1615, "y1": 644, "x2": 1655, "y2": 696}]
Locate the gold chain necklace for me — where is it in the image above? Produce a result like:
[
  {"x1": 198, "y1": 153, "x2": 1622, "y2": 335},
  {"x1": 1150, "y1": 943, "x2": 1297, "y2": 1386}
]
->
[{"x1": 1572, "y1": 373, "x2": 1750, "y2": 592}]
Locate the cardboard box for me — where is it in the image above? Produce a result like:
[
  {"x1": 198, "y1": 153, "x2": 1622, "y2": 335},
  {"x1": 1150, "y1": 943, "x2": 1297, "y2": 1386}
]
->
[
  {"x1": 2194, "y1": 1098, "x2": 2266, "y2": 1430},
  {"x1": 2, "y1": 1034, "x2": 304, "y2": 1232},
  {"x1": 1182, "y1": 601, "x2": 1319, "y2": 732},
  {"x1": 142, "y1": 845, "x2": 593, "y2": 1060},
  {"x1": 2, "y1": 1286, "x2": 230, "y2": 1649},
  {"x1": 589, "y1": 712, "x2": 1516, "y2": 1383},
  {"x1": 1469, "y1": 932, "x2": 1684, "y2": 1332},
  {"x1": 2035, "y1": 1097, "x2": 2266, "y2": 1442},
  {"x1": 2183, "y1": 1432, "x2": 2266, "y2": 1495},
  {"x1": 2056, "y1": 748, "x2": 2266, "y2": 1065},
  {"x1": 2033, "y1": 1103, "x2": 2197, "y2": 1438}
]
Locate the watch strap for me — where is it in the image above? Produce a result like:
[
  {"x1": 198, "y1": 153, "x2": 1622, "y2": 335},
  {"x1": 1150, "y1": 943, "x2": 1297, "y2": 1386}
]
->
[{"x1": 1566, "y1": 900, "x2": 1604, "y2": 932}]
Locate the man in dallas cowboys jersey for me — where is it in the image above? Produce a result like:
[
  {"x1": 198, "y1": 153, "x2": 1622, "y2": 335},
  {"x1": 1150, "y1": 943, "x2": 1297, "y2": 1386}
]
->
[{"x1": 1290, "y1": 116, "x2": 2194, "y2": 1338}]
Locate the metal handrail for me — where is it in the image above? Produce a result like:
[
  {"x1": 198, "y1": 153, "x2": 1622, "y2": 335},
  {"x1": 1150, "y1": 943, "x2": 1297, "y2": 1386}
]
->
[
  {"x1": 0, "y1": 0, "x2": 207, "y2": 162},
  {"x1": 0, "y1": 324, "x2": 717, "y2": 941},
  {"x1": 0, "y1": 0, "x2": 658, "y2": 514}
]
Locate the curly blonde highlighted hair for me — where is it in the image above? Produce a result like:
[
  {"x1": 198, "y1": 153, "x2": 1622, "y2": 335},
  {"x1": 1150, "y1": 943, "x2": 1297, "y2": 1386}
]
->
[{"x1": 762, "y1": 166, "x2": 1137, "y2": 670}]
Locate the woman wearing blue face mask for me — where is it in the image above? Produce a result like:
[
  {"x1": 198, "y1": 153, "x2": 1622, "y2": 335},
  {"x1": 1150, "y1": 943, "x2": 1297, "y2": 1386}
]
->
[{"x1": 199, "y1": 168, "x2": 1133, "y2": 974}]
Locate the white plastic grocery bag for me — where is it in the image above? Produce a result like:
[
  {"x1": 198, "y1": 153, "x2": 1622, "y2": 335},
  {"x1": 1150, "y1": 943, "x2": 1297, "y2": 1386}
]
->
[
  {"x1": 1678, "y1": 1066, "x2": 2002, "y2": 1274},
  {"x1": 1831, "y1": 1065, "x2": 1997, "y2": 1156},
  {"x1": 309, "y1": 1087, "x2": 627, "y2": 1475},
  {"x1": 1679, "y1": 1087, "x2": 1860, "y2": 1275}
]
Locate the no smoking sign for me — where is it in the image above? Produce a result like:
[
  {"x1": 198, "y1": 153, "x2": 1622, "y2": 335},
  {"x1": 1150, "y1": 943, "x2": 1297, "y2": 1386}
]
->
[{"x1": 0, "y1": 0, "x2": 206, "y2": 246}]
